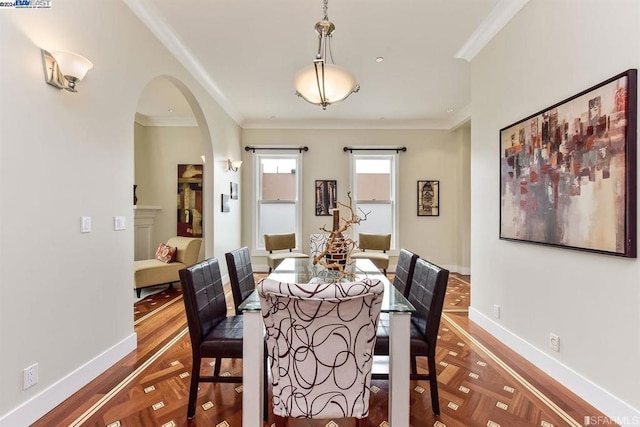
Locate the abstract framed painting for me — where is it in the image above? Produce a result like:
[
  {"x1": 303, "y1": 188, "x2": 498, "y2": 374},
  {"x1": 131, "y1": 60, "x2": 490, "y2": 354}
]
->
[
  {"x1": 417, "y1": 180, "x2": 439, "y2": 216},
  {"x1": 177, "y1": 164, "x2": 203, "y2": 237},
  {"x1": 500, "y1": 69, "x2": 637, "y2": 257}
]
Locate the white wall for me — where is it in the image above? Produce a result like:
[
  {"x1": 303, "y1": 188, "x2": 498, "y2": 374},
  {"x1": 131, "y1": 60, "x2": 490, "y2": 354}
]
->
[
  {"x1": 0, "y1": 2, "x2": 241, "y2": 424},
  {"x1": 470, "y1": 0, "x2": 640, "y2": 419},
  {"x1": 134, "y1": 123, "x2": 206, "y2": 261},
  {"x1": 241, "y1": 128, "x2": 471, "y2": 274}
]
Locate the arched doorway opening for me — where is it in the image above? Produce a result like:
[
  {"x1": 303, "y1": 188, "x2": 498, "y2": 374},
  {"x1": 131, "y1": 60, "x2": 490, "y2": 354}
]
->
[{"x1": 132, "y1": 76, "x2": 214, "y2": 300}]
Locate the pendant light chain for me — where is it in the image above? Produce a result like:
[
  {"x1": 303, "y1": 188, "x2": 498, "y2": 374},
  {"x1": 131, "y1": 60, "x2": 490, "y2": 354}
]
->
[{"x1": 293, "y1": 0, "x2": 359, "y2": 109}]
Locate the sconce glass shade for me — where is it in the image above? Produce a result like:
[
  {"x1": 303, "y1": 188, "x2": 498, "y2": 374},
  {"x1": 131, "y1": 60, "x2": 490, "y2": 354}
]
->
[
  {"x1": 227, "y1": 159, "x2": 242, "y2": 172},
  {"x1": 294, "y1": 63, "x2": 358, "y2": 107},
  {"x1": 51, "y1": 51, "x2": 93, "y2": 81}
]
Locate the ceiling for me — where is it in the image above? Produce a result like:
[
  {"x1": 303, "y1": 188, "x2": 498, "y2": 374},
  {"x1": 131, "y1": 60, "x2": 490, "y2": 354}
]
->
[{"x1": 130, "y1": 0, "x2": 528, "y2": 129}]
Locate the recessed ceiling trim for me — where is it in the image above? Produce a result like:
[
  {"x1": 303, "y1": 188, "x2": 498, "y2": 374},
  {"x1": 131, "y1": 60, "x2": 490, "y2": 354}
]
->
[
  {"x1": 135, "y1": 113, "x2": 198, "y2": 127},
  {"x1": 455, "y1": 0, "x2": 530, "y2": 62},
  {"x1": 241, "y1": 118, "x2": 457, "y2": 131},
  {"x1": 123, "y1": 0, "x2": 243, "y2": 124}
]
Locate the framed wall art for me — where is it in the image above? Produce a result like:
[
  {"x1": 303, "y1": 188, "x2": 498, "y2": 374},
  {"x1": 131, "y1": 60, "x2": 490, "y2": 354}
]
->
[
  {"x1": 221, "y1": 194, "x2": 230, "y2": 213},
  {"x1": 177, "y1": 164, "x2": 203, "y2": 237},
  {"x1": 500, "y1": 69, "x2": 637, "y2": 257},
  {"x1": 315, "y1": 180, "x2": 337, "y2": 216},
  {"x1": 230, "y1": 182, "x2": 239, "y2": 200},
  {"x1": 418, "y1": 180, "x2": 439, "y2": 216}
]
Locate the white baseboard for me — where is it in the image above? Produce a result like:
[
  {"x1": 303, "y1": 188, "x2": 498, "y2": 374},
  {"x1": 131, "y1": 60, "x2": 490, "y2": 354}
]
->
[
  {"x1": 254, "y1": 263, "x2": 269, "y2": 273},
  {"x1": 469, "y1": 308, "x2": 640, "y2": 424},
  {"x1": 442, "y1": 264, "x2": 470, "y2": 275},
  {"x1": 0, "y1": 333, "x2": 137, "y2": 427}
]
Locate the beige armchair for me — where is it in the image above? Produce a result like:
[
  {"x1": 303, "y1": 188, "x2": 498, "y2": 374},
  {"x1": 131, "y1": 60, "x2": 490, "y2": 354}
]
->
[
  {"x1": 351, "y1": 233, "x2": 391, "y2": 274},
  {"x1": 264, "y1": 232, "x2": 308, "y2": 272},
  {"x1": 134, "y1": 236, "x2": 202, "y2": 297}
]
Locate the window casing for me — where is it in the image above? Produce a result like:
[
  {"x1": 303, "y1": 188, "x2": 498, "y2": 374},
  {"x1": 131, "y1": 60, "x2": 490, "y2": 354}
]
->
[
  {"x1": 254, "y1": 153, "x2": 303, "y2": 251},
  {"x1": 350, "y1": 154, "x2": 399, "y2": 250}
]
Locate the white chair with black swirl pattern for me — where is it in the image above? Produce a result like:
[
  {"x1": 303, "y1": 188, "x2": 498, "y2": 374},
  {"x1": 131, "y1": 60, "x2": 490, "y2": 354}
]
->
[{"x1": 257, "y1": 277, "x2": 384, "y2": 426}]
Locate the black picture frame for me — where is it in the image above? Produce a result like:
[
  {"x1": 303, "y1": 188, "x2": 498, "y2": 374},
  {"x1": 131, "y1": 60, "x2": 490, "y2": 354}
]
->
[
  {"x1": 221, "y1": 194, "x2": 230, "y2": 213},
  {"x1": 417, "y1": 180, "x2": 439, "y2": 216},
  {"x1": 315, "y1": 180, "x2": 337, "y2": 216},
  {"x1": 499, "y1": 69, "x2": 637, "y2": 257}
]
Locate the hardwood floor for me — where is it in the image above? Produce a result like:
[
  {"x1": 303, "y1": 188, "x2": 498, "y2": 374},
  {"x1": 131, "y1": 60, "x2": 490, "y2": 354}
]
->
[{"x1": 33, "y1": 275, "x2": 612, "y2": 427}]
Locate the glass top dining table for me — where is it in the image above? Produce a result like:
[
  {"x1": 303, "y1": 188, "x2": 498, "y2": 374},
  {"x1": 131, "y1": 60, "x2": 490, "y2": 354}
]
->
[
  {"x1": 239, "y1": 257, "x2": 415, "y2": 313},
  {"x1": 238, "y1": 257, "x2": 415, "y2": 427}
]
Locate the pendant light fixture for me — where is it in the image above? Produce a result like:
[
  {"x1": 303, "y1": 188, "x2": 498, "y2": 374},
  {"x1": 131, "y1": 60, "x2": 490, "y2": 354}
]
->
[{"x1": 294, "y1": 0, "x2": 359, "y2": 110}]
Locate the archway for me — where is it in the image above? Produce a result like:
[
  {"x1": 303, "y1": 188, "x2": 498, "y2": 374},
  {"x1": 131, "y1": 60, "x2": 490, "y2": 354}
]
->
[{"x1": 133, "y1": 76, "x2": 214, "y2": 300}]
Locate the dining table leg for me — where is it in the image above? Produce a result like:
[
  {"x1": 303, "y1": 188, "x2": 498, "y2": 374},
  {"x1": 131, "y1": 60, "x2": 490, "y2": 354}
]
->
[
  {"x1": 242, "y1": 310, "x2": 264, "y2": 427},
  {"x1": 389, "y1": 311, "x2": 411, "y2": 426}
]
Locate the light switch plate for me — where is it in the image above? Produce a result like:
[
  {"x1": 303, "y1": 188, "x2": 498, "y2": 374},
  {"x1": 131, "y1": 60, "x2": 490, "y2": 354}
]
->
[
  {"x1": 81, "y1": 216, "x2": 91, "y2": 233},
  {"x1": 114, "y1": 216, "x2": 126, "y2": 230}
]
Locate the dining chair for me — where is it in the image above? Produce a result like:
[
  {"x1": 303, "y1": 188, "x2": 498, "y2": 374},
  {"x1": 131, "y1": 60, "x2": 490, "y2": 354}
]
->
[
  {"x1": 179, "y1": 257, "x2": 244, "y2": 419},
  {"x1": 225, "y1": 247, "x2": 257, "y2": 315},
  {"x1": 257, "y1": 277, "x2": 384, "y2": 425},
  {"x1": 393, "y1": 248, "x2": 419, "y2": 297},
  {"x1": 350, "y1": 233, "x2": 391, "y2": 274},
  {"x1": 373, "y1": 257, "x2": 449, "y2": 415},
  {"x1": 264, "y1": 232, "x2": 309, "y2": 272},
  {"x1": 309, "y1": 233, "x2": 329, "y2": 261}
]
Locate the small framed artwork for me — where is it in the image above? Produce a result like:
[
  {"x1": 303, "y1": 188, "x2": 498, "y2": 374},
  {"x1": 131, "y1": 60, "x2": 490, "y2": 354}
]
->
[
  {"x1": 221, "y1": 194, "x2": 230, "y2": 213},
  {"x1": 315, "y1": 180, "x2": 337, "y2": 216},
  {"x1": 418, "y1": 180, "x2": 439, "y2": 216},
  {"x1": 230, "y1": 182, "x2": 239, "y2": 200}
]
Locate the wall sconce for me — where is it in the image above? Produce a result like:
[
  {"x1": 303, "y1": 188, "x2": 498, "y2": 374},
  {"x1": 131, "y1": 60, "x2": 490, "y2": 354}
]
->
[
  {"x1": 41, "y1": 49, "x2": 93, "y2": 93},
  {"x1": 227, "y1": 159, "x2": 242, "y2": 172}
]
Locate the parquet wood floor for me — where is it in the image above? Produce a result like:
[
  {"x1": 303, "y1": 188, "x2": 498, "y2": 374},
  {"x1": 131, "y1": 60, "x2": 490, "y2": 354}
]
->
[{"x1": 33, "y1": 274, "x2": 613, "y2": 427}]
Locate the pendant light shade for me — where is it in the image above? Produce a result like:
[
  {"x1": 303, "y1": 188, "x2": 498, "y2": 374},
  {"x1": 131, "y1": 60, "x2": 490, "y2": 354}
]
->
[
  {"x1": 294, "y1": 0, "x2": 359, "y2": 110},
  {"x1": 294, "y1": 63, "x2": 358, "y2": 106}
]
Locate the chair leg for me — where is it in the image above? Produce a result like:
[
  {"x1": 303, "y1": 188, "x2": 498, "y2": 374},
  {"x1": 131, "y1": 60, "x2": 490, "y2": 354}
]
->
[
  {"x1": 263, "y1": 349, "x2": 269, "y2": 422},
  {"x1": 427, "y1": 355, "x2": 440, "y2": 415},
  {"x1": 213, "y1": 358, "x2": 221, "y2": 377},
  {"x1": 136, "y1": 288, "x2": 142, "y2": 298},
  {"x1": 411, "y1": 355, "x2": 418, "y2": 375},
  {"x1": 187, "y1": 356, "x2": 201, "y2": 418}
]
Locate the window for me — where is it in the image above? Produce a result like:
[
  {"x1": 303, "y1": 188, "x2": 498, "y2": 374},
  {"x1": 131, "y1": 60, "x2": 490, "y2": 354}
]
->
[
  {"x1": 351, "y1": 154, "x2": 398, "y2": 250},
  {"x1": 254, "y1": 153, "x2": 302, "y2": 250}
]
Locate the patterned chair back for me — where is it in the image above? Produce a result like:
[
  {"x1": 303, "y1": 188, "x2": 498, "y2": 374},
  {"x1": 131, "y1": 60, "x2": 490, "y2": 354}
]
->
[
  {"x1": 309, "y1": 233, "x2": 329, "y2": 259},
  {"x1": 258, "y1": 277, "x2": 384, "y2": 419}
]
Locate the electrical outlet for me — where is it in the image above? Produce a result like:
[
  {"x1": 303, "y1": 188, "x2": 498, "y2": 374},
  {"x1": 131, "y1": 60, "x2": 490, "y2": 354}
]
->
[
  {"x1": 492, "y1": 304, "x2": 500, "y2": 319},
  {"x1": 23, "y1": 363, "x2": 38, "y2": 390},
  {"x1": 114, "y1": 216, "x2": 126, "y2": 230},
  {"x1": 550, "y1": 333, "x2": 560, "y2": 352},
  {"x1": 80, "y1": 216, "x2": 91, "y2": 233}
]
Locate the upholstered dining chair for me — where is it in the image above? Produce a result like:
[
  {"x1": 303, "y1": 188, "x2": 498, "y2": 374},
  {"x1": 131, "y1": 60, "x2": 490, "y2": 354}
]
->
[
  {"x1": 373, "y1": 257, "x2": 449, "y2": 415},
  {"x1": 309, "y1": 233, "x2": 329, "y2": 261},
  {"x1": 225, "y1": 247, "x2": 256, "y2": 315},
  {"x1": 179, "y1": 257, "x2": 244, "y2": 419},
  {"x1": 350, "y1": 233, "x2": 392, "y2": 274},
  {"x1": 393, "y1": 248, "x2": 419, "y2": 297},
  {"x1": 258, "y1": 277, "x2": 384, "y2": 426},
  {"x1": 264, "y1": 232, "x2": 309, "y2": 272}
]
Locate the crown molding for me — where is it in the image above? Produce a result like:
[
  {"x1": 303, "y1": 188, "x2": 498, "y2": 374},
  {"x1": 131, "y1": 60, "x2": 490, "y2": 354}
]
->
[
  {"x1": 455, "y1": 0, "x2": 530, "y2": 62},
  {"x1": 241, "y1": 117, "x2": 460, "y2": 131},
  {"x1": 135, "y1": 113, "x2": 198, "y2": 127},
  {"x1": 123, "y1": 0, "x2": 243, "y2": 125}
]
